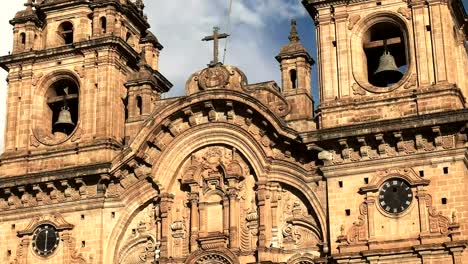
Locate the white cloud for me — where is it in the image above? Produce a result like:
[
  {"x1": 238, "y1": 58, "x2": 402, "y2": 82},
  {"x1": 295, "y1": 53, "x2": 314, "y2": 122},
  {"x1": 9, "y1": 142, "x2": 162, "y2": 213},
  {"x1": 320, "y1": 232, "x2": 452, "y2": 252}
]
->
[{"x1": 0, "y1": 0, "x2": 308, "y2": 153}]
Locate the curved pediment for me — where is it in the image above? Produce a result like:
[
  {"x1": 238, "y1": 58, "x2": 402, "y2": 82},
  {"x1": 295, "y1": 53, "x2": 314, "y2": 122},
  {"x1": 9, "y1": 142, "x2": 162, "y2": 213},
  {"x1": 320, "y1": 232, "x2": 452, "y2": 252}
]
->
[{"x1": 186, "y1": 64, "x2": 291, "y2": 118}]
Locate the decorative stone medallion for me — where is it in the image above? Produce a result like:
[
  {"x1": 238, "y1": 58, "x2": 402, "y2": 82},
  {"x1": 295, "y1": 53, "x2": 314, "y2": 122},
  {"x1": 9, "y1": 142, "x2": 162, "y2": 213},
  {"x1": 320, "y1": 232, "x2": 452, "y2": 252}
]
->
[{"x1": 198, "y1": 64, "x2": 230, "y2": 90}]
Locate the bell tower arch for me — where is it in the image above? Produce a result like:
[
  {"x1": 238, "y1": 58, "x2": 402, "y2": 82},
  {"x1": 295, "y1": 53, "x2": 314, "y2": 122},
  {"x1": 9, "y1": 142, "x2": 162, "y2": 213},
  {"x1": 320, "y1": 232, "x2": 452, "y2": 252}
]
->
[{"x1": 303, "y1": 0, "x2": 468, "y2": 128}]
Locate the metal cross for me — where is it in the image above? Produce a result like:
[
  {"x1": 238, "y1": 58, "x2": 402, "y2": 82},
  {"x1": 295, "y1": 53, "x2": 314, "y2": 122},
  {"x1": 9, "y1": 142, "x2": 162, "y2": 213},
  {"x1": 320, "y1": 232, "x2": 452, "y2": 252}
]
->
[{"x1": 202, "y1": 27, "x2": 229, "y2": 65}]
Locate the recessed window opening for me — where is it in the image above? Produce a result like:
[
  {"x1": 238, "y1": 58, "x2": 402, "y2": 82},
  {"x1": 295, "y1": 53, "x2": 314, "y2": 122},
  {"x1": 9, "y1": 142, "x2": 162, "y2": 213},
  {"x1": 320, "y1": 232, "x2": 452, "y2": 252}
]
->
[
  {"x1": 443, "y1": 167, "x2": 448, "y2": 174},
  {"x1": 20, "y1": 32, "x2": 26, "y2": 46},
  {"x1": 46, "y1": 78, "x2": 79, "y2": 136},
  {"x1": 441, "y1": 197, "x2": 447, "y2": 204},
  {"x1": 136, "y1": 96, "x2": 143, "y2": 115},
  {"x1": 126, "y1": 32, "x2": 132, "y2": 42},
  {"x1": 58, "y1": 21, "x2": 74, "y2": 45},
  {"x1": 100, "y1": 17, "x2": 107, "y2": 34},
  {"x1": 290, "y1": 69, "x2": 298, "y2": 89},
  {"x1": 363, "y1": 22, "x2": 407, "y2": 87}
]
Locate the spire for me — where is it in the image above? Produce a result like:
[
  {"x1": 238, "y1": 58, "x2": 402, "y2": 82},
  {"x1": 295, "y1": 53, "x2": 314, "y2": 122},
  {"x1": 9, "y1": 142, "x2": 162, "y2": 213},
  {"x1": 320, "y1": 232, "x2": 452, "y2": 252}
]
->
[
  {"x1": 288, "y1": 19, "x2": 300, "y2": 43},
  {"x1": 276, "y1": 19, "x2": 313, "y2": 64}
]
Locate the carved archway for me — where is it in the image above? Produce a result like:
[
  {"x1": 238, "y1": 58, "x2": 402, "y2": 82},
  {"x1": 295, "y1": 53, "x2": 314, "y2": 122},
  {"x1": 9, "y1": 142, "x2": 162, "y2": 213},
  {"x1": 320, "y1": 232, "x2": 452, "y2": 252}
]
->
[
  {"x1": 184, "y1": 249, "x2": 239, "y2": 264},
  {"x1": 108, "y1": 93, "x2": 327, "y2": 263},
  {"x1": 287, "y1": 253, "x2": 318, "y2": 264}
]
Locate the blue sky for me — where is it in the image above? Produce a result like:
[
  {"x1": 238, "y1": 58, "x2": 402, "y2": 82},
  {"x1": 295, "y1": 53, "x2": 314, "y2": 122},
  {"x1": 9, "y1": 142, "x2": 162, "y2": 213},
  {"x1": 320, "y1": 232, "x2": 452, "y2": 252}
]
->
[{"x1": 0, "y1": 0, "x2": 466, "y2": 152}]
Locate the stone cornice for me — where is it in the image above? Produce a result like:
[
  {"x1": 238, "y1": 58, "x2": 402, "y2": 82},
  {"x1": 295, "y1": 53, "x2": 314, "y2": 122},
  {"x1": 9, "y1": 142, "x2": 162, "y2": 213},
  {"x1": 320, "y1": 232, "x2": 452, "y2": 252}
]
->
[
  {"x1": 302, "y1": 109, "x2": 468, "y2": 142},
  {"x1": 0, "y1": 162, "x2": 111, "y2": 188},
  {"x1": 0, "y1": 36, "x2": 139, "y2": 71}
]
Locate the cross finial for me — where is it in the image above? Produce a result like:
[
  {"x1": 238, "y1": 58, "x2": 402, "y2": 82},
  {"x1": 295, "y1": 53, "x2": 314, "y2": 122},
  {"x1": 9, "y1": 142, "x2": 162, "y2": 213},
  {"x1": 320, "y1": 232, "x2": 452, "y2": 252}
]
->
[
  {"x1": 288, "y1": 19, "x2": 300, "y2": 43},
  {"x1": 202, "y1": 26, "x2": 229, "y2": 66}
]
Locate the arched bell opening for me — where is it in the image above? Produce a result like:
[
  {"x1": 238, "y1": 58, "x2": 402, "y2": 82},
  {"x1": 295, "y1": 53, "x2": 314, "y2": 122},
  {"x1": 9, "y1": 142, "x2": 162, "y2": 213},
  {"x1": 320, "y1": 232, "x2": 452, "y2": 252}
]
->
[
  {"x1": 45, "y1": 78, "x2": 79, "y2": 137},
  {"x1": 363, "y1": 22, "x2": 408, "y2": 87},
  {"x1": 58, "y1": 21, "x2": 74, "y2": 45}
]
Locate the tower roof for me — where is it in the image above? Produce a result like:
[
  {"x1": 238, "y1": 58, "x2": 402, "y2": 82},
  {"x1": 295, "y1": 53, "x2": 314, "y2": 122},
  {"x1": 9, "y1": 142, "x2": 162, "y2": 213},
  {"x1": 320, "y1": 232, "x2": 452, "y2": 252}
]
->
[
  {"x1": 10, "y1": 0, "x2": 41, "y2": 26},
  {"x1": 276, "y1": 19, "x2": 314, "y2": 64}
]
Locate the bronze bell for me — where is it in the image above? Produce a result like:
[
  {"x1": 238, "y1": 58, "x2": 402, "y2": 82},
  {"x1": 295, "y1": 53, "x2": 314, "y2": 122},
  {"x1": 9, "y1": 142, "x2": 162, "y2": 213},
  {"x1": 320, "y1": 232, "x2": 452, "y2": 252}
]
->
[
  {"x1": 374, "y1": 50, "x2": 403, "y2": 85},
  {"x1": 54, "y1": 106, "x2": 75, "y2": 133}
]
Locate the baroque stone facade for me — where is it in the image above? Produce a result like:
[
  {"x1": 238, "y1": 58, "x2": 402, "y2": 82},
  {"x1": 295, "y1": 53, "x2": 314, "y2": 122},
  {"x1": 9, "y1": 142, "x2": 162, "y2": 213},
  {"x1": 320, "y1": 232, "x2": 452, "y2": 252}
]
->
[{"x1": 0, "y1": 0, "x2": 467, "y2": 263}]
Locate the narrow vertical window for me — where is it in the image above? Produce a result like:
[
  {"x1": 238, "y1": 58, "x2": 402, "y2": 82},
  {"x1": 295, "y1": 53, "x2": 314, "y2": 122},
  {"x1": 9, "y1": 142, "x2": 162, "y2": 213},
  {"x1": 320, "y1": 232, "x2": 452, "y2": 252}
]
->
[
  {"x1": 136, "y1": 96, "x2": 143, "y2": 115},
  {"x1": 290, "y1": 69, "x2": 298, "y2": 89},
  {"x1": 100, "y1": 17, "x2": 107, "y2": 34},
  {"x1": 20, "y1": 33, "x2": 26, "y2": 46}
]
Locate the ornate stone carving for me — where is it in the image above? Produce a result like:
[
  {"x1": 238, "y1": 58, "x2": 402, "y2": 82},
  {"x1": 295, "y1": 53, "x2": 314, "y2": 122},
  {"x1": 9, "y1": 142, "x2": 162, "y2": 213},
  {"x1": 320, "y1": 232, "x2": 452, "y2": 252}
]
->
[
  {"x1": 74, "y1": 65, "x2": 85, "y2": 79},
  {"x1": 197, "y1": 64, "x2": 231, "y2": 90},
  {"x1": 398, "y1": 7, "x2": 412, "y2": 20},
  {"x1": 118, "y1": 222, "x2": 157, "y2": 264},
  {"x1": 404, "y1": 74, "x2": 417, "y2": 89},
  {"x1": 352, "y1": 83, "x2": 366, "y2": 96},
  {"x1": 348, "y1": 15, "x2": 361, "y2": 30},
  {"x1": 425, "y1": 194, "x2": 451, "y2": 235},
  {"x1": 344, "y1": 202, "x2": 368, "y2": 244},
  {"x1": 31, "y1": 72, "x2": 43, "y2": 86}
]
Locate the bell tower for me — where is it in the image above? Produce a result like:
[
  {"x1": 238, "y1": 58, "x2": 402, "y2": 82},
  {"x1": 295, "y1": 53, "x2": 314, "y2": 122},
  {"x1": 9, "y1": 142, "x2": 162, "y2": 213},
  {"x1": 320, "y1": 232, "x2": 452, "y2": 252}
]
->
[
  {"x1": 276, "y1": 19, "x2": 315, "y2": 131},
  {"x1": 303, "y1": 0, "x2": 468, "y2": 128},
  {"x1": 0, "y1": 0, "x2": 171, "y2": 176}
]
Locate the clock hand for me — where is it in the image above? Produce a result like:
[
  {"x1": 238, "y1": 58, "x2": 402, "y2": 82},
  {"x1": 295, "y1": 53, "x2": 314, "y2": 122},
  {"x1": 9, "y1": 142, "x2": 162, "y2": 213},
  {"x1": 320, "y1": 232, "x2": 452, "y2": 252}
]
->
[{"x1": 44, "y1": 230, "x2": 48, "y2": 252}]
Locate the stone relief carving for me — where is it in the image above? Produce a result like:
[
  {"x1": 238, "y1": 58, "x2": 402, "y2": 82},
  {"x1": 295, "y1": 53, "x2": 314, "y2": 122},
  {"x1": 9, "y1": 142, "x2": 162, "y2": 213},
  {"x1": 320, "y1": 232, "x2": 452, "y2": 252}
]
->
[
  {"x1": 118, "y1": 203, "x2": 159, "y2": 264},
  {"x1": 397, "y1": 7, "x2": 412, "y2": 20},
  {"x1": 425, "y1": 194, "x2": 450, "y2": 235},
  {"x1": 348, "y1": 15, "x2": 361, "y2": 30},
  {"x1": 339, "y1": 202, "x2": 368, "y2": 245},
  {"x1": 32, "y1": 72, "x2": 43, "y2": 87},
  {"x1": 197, "y1": 64, "x2": 231, "y2": 90},
  {"x1": 352, "y1": 83, "x2": 366, "y2": 96},
  {"x1": 139, "y1": 145, "x2": 323, "y2": 260}
]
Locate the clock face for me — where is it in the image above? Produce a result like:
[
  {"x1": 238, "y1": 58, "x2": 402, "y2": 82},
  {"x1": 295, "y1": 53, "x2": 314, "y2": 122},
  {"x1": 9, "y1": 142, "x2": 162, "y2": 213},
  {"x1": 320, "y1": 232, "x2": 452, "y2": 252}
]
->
[
  {"x1": 378, "y1": 178, "x2": 413, "y2": 215},
  {"x1": 32, "y1": 225, "x2": 60, "y2": 256}
]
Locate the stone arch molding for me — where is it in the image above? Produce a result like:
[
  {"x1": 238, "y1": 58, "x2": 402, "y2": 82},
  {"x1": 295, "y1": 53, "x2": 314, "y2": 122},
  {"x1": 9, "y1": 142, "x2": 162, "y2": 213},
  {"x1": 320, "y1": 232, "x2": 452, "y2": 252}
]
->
[
  {"x1": 184, "y1": 249, "x2": 240, "y2": 264},
  {"x1": 147, "y1": 123, "x2": 325, "y2": 232},
  {"x1": 287, "y1": 253, "x2": 319, "y2": 264},
  {"x1": 31, "y1": 69, "x2": 83, "y2": 146},
  {"x1": 108, "y1": 124, "x2": 326, "y2": 263},
  {"x1": 350, "y1": 10, "x2": 416, "y2": 93}
]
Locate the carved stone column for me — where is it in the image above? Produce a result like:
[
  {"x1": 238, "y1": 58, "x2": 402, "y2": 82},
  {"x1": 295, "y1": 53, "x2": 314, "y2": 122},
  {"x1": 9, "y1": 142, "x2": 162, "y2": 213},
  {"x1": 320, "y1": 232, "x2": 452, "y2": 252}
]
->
[
  {"x1": 159, "y1": 193, "x2": 174, "y2": 260},
  {"x1": 257, "y1": 182, "x2": 267, "y2": 249},
  {"x1": 223, "y1": 195, "x2": 230, "y2": 235},
  {"x1": 188, "y1": 192, "x2": 199, "y2": 252},
  {"x1": 268, "y1": 183, "x2": 280, "y2": 247},
  {"x1": 228, "y1": 187, "x2": 240, "y2": 249},
  {"x1": 365, "y1": 195, "x2": 376, "y2": 241},
  {"x1": 416, "y1": 187, "x2": 429, "y2": 235}
]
